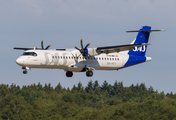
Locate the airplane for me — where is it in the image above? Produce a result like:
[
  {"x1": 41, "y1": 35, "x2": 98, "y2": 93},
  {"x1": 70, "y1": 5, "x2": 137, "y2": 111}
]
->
[{"x1": 14, "y1": 26, "x2": 164, "y2": 77}]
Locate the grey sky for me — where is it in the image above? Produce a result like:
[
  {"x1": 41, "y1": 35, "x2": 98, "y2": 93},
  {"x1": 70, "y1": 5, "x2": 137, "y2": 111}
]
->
[{"x1": 0, "y1": 0, "x2": 175, "y2": 93}]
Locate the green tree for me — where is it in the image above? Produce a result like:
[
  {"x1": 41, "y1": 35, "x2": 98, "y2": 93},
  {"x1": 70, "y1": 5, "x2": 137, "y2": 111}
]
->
[
  {"x1": 94, "y1": 87, "x2": 100, "y2": 95},
  {"x1": 77, "y1": 81, "x2": 82, "y2": 91},
  {"x1": 1, "y1": 95, "x2": 31, "y2": 120},
  {"x1": 93, "y1": 80, "x2": 99, "y2": 90},
  {"x1": 55, "y1": 82, "x2": 63, "y2": 93},
  {"x1": 85, "y1": 80, "x2": 93, "y2": 93},
  {"x1": 79, "y1": 87, "x2": 85, "y2": 94},
  {"x1": 0, "y1": 85, "x2": 9, "y2": 97},
  {"x1": 71, "y1": 84, "x2": 77, "y2": 93}
]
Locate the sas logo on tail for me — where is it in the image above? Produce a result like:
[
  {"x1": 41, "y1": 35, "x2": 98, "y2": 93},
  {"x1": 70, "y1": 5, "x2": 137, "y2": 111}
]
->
[{"x1": 133, "y1": 46, "x2": 146, "y2": 52}]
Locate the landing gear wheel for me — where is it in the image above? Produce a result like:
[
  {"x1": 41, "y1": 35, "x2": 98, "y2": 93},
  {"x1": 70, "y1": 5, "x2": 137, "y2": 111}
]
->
[
  {"x1": 66, "y1": 71, "x2": 73, "y2": 77},
  {"x1": 86, "y1": 71, "x2": 93, "y2": 77},
  {"x1": 23, "y1": 70, "x2": 28, "y2": 74}
]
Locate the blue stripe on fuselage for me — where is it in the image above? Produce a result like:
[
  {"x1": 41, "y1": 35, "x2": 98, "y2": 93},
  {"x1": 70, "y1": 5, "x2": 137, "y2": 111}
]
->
[{"x1": 124, "y1": 55, "x2": 146, "y2": 67}]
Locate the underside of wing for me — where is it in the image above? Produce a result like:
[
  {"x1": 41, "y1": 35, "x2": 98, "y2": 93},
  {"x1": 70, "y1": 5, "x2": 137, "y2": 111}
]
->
[
  {"x1": 13, "y1": 47, "x2": 34, "y2": 50},
  {"x1": 96, "y1": 43, "x2": 150, "y2": 54}
]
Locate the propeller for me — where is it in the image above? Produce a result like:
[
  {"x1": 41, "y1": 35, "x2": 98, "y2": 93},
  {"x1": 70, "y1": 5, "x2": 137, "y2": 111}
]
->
[
  {"x1": 74, "y1": 38, "x2": 91, "y2": 58},
  {"x1": 36, "y1": 39, "x2": 51, "y2": 50}
]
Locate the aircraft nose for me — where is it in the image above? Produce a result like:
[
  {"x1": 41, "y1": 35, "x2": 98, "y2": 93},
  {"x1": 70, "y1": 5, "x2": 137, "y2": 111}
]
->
[{"x1": 16, "y1": 58, "x2": 24, "y2": 66}]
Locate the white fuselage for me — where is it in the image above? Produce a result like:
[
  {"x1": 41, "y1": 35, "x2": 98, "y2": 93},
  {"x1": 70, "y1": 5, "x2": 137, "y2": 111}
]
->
[{"x1": 16, "y1": 49, "x2": 130, "y2": 72}]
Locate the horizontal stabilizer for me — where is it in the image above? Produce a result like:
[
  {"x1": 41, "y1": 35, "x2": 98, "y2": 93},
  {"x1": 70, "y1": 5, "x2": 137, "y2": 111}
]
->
[{"x1": 126, "y1": 29, "x2": 165, "y2": 33}]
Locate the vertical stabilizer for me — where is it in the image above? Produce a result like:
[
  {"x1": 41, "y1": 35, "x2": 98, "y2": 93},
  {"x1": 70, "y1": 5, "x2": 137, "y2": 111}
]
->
[{"x1": 128, "y1": 26, "x2": 151, "y2": 56}]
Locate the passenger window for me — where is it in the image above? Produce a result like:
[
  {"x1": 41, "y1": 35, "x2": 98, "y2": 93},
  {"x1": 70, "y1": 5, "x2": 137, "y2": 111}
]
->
[
  {"x1": 52, "y1": 56, "x2": 54, "y2": 59},
  {"x1": 107, "y1": 58, "x2": 109, "y2": 60},
  {"x1": 102, "y1": 58, "x2": 103, "y2": 60},
  {"x1": 99, "y1": 57, "x2": 101, "y2": 60},
  {"x1": 55, "y1": 56, "x2": 57, "y2": 59},
  {"x1": 112, "y1": 58, "x2": 114, "y2": 60},
  {"x1": 105, "y1": 58, "x2": 106, "y2": 60},
  {"x1": 110, "y1": 58, "x2": 111, "y2": 60}
]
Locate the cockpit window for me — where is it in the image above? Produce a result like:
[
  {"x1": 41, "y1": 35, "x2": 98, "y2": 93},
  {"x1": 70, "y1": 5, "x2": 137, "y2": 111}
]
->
[{"x1": 22, "y1": 52, "x2": 37, "y2": 56}]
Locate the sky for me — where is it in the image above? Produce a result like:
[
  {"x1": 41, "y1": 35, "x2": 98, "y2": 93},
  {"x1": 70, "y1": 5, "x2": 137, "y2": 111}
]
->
[{"x1": 0, "y1": 0, "x2": 176, "y2": 94}]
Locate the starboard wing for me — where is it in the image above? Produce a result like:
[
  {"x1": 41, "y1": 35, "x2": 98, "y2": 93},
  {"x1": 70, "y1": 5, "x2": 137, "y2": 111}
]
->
[{"x1": 96, "y1": 43, "x2": 150, "y2": 54}]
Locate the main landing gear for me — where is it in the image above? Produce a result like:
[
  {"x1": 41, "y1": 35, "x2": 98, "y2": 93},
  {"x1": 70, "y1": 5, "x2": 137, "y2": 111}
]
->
[
  {"x1": 86, "y1": 71, "x2": 93, "y2": 77},
  {"x1": 66, "y1": 71, "x2": 73, "y2": 77},
  {"x1": 65, "y1": 71, "x2": 93, "y2": 77}
]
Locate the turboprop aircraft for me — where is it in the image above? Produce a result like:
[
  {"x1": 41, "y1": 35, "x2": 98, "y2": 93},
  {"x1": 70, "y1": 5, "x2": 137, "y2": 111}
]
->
[{"x1": 14, "y1": 26, "x2": 164, "y2": 77}]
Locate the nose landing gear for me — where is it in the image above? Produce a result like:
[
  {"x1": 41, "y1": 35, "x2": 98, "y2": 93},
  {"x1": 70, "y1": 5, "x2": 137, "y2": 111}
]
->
[
  {"x1": 23, "y1": 70, "x2": 28, "y2": 74},
  {"x1": 22, "y1": 67, "x2": 29, "y2": 74}
]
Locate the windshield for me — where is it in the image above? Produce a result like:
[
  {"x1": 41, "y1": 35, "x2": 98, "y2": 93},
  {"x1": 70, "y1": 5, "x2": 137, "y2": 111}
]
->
[{"x1": 22, "y1": 52, "x2": 37, "y2": 56}]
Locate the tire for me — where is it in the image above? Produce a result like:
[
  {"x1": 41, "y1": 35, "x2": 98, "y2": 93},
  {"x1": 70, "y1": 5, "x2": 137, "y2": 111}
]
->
[
  {"x1": 86, "y1": 71, "x2": 93, "y2": 77},
  {"x1": 23, "y1": 71, "x2": 27, "y2": 74},
  {"x1": 66, "y1": 71, "x2": 73, "y2": 77}
]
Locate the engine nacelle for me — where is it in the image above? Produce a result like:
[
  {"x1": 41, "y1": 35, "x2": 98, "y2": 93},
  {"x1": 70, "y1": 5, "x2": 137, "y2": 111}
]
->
[{"x1": 87, "y1": 48, "x2": 99, "y2": 56}]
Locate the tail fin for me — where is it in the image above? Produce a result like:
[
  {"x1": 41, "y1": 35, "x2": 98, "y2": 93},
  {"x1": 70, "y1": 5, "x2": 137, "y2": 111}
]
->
[
  {"x1": 128, "y1": 26, "x2": 151, "y2": 56},
  {"x1": 123, "y1": 26, "x2": 164, "y2": 67}
]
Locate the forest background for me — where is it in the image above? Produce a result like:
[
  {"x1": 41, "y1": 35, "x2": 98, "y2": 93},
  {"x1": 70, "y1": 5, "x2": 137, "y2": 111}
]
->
[{"x1": 0, "y1": 80, "x2": 176, "y2": 120}]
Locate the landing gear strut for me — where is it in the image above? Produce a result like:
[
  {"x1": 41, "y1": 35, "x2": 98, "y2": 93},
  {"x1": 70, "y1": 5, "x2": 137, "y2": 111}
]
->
[
  {"x1": 22, "y1": 67, "x2": 28, "y2": 74},
  {"x1": 86, "y1": 71, "x2": 93, "y2": 77},
  {"x1": 66, "y1": 71, "x2": 73, "y2": 77}
]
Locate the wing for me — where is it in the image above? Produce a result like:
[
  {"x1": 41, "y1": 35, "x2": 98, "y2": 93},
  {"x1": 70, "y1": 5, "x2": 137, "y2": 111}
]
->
[
  {"x1": 96, "y1": 43, "x2": 150, "y2": 54},
  {"x1": 13, "y1": 47, "x2": 34, "y2": 50},
  {"x1": 14, "y1": 47, "x2": 66, "y2": 51}
]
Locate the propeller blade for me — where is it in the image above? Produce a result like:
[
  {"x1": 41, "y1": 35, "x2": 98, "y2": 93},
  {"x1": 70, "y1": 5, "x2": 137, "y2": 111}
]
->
[
  {"x1": 41, "y1": 39, "x2": 44, "y2": 50},
  {"x1": 74, "y1": 38, "x2": 91, "y2": 57},
  {"x1": 74, "y1": 45, "x2": 81, "y2": 51},
  {"x1": 45, "y1": 45, "x2": 51, "y2": 50},
  {"x1": 85, "y1": 43, "x2": 91, "y2": 49},
  {"x1": 80, "y1": 38, "x2": 84, "y2": 49}
]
